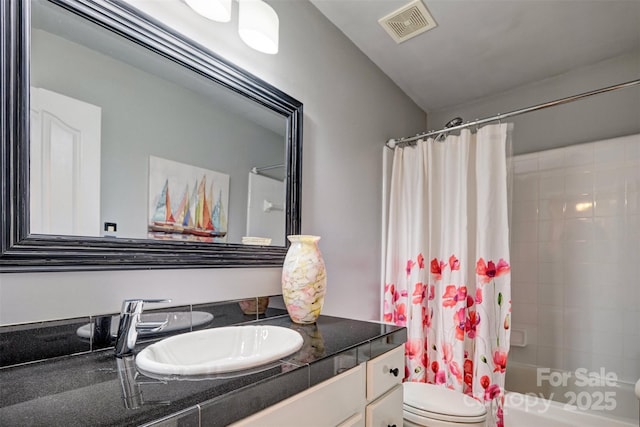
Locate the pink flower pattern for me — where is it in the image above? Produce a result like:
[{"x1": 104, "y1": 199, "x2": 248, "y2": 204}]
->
[
  {"x1": 442, "y1": 285, "x2": 468, "y2": 308},
  {"x1": 430, "y1": 258, "x2": 446, "y2": 280},
  {"x1": 476, "y1": 258, "x2": 510, "y2": 283},
  {"x1": 383, "y1": 254, "x2": 511, "y2": 427}
]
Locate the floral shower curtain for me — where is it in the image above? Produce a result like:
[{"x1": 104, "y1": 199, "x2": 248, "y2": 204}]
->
[{"x1": 383, "y1": 124, "x2": 512, "y2": 426}]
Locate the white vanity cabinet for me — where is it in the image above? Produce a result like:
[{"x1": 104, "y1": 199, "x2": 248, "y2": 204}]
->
[
  {"x1": 230, "y1": 345, "x2": 405, "y2": 427},
  {"x1": 230, "y1": 363, "x2": 367, "y2": 427},
  {"x1": 365, "y1": 345, "x2": 405, "y2": 427}
]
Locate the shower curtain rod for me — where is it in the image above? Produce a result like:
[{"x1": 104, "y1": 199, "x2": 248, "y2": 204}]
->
[{"x1": 386, "y1": 79, "x2": 640, "y2": 148}]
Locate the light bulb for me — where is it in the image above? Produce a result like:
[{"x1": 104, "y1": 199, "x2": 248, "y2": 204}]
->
[
  {"x1": 185, "y1": 0, "x2": 232, "y2": 23},
  {"x1": 238, "y1": 0, "x2": 279, "y2": 54}
]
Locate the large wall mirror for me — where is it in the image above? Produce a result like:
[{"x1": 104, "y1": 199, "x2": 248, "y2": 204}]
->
[{"x1": 0, "y1": 0, "x2": 302, "y2": 272}]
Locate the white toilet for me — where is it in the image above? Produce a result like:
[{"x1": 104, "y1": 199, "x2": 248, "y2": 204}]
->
[{"x1": 403, "y1": 382, "x2": 488, "y2": 427}]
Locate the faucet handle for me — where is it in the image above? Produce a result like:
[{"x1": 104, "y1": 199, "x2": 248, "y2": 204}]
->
[
  {"x1": 141, "y1": 298, "x2": 172, "y2": 304},
  {"x1": 121, "y1": 298, "x2": 172, "y2": 314}
]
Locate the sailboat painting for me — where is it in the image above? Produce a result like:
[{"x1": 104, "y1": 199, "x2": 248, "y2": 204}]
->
[{"x1": 148, "y1": 156, "x2": 229, "y2": 243}]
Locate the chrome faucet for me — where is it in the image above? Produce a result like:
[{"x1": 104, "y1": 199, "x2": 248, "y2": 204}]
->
[{"x1": 115, "y1": 298, "x2": 171, "y2": 357}]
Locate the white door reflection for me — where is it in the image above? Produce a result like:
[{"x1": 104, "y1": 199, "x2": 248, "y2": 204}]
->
[{"x1": 30, "y1": 87, "x2": 101, "y2": 236}]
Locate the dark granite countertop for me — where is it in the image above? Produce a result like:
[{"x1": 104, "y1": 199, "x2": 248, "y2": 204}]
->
[{"x1": 0, "y1": 315, "x2": 406, "y2": 427}]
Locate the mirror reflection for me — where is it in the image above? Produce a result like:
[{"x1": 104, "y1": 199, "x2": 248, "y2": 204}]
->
[{"x1": 30, "y1": 0, "x2": 286, "y2": 246}]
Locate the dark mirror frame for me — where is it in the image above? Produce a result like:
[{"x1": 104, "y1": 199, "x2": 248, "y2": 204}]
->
[{"x1": 0, "y1": 0, "x2": 302, "y2": 272}]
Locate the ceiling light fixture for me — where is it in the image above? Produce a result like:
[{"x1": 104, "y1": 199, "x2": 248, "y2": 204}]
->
[
  {"x1": 185, "y1": 0, "x2": 232, "y2": 23},
  {"x1": 238, "y1": 0, "x2": 279, "y2": 55}
]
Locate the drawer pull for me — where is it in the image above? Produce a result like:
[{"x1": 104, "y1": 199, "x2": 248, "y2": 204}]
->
[
  {"x1": 388, "y1": 425, "x2": 397, "y2": 427},
  {"x1": 389, "y1": 367, "x2": 399, "y2": 377}
]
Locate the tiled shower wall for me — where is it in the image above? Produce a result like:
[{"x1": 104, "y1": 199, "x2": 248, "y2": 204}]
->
[{"x1": 509, "y1": 134, "x2": 640, "y2": 385}]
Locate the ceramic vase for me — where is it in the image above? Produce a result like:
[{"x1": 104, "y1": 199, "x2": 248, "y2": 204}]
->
[
  {"x1": 281, "y1": 235, "x2": 327, "y2": 324},
  {"x1": 238, "y1": 296, "x2": 269, "y2": 315}
]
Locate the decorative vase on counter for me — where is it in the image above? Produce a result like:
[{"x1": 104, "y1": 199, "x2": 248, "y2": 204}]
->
[{"x1": 281, "y1": 235, "x2": 327, "y2": 324}]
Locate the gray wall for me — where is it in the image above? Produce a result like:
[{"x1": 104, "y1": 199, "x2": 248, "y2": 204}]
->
[
  {"x1": 0, "y1": 0, "x2": 426, "y2": 324},
  {"x1": 429, "y1": 52, "x2": 640, "y2": 155},
  {"x1": 31, "y1": 29, "x2": 284, "y2": 242}
]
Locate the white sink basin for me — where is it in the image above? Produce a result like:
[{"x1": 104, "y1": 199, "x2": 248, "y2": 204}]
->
[
  {"x1": 135, "y1": 325, "x2": 303, "y2": 376},
  {"x1": 76, "y1": 311, "x2": 214, "y2": 339}
]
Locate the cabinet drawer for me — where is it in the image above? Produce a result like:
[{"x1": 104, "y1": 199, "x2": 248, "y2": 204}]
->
[
  {"x1": 338, "y1": 412, "x2": 364, "y2": 427},
  {"x1": 366, "y1": 345, "x2": 404, "y2": 401},
  {"x1": 365, "y1": 384, "x2": 403, "y2": 427},
  {"x1": 230, "y1": 364, "x2": 365, "y2": 427}
]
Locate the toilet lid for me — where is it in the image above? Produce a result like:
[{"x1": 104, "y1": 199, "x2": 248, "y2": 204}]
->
[{"x1": 403, "y1": 382, "x2": 487, "y2": 419}]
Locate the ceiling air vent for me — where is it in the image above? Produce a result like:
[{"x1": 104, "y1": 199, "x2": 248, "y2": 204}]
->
[{"x1": 378, "y1": 0, "x2": 437, "y2": 44}]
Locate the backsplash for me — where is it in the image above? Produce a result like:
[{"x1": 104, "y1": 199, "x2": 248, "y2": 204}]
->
[{"x1": 0, "y1": 297, "x2": 286, "y2": 368}]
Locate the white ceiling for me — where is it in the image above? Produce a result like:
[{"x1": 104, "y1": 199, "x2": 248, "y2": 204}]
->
[{"x1": 310, "y1": 0, "x2": 640, "y2": 113}]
